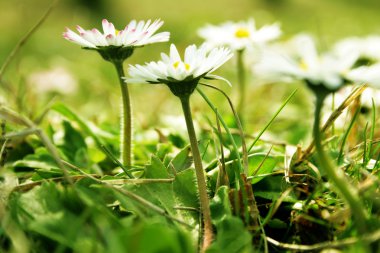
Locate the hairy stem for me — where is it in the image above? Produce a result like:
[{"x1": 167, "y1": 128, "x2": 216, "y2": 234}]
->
[
  {"x1": 113, "y1": 61, "x2": 132, "y2": 168},
  {"x1": 179, "y1": 95, "x2": 213, "y2": 251},
  {"x1": 313, "y1": 93, "x2": 368, "y2": 235}
]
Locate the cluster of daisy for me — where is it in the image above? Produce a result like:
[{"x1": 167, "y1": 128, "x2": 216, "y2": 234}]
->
[
  {"x1": 63, "y1": 18, "x2": 282, "y2": 86},
  {"x1": 62, "y1": 17, "x2": 377, "y2": 246}
]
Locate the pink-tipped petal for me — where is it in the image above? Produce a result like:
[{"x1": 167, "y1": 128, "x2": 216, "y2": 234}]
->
[
  {"x1": 102, "y1": 19, "x2": 111, "y2": 34},
  {"x1": 63, "y1": 28, "x2": 96, "y2": 48},
  {"x1": 76, "y1": 25, "x2": 86, "y2": 33}
]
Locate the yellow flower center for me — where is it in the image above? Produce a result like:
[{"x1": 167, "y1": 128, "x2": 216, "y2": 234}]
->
[
  {"x1": 173, "y1": 61, "x2": 191, "y2": 71},
  {"x1": 235, "y1": 28, "x2": 250, "y2": 38},
  {"x1": 299, "y1": 60, "x2": 308, "y2": 70},
  {"x1": 115, "y1": 29, "x2": 120, "y2": 35}
]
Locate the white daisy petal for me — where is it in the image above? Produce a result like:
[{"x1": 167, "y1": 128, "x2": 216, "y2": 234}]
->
[
  {"x1": 254, "y1": 34, "x2": 356, "y2": 90},
  {"x1": 170, "y1": 44, "x2": 182, "y2": 63},
  {"x1": 127, "y1": 44, "x2": 232, "y2": 85},
  {"x1": 63, "y1": 28, "x2": 96, "y2": 48},
  {"x1": 347, "y1": 64, "x2": 380, "y2": 88},
  {"x1": 198, "y1": 18, "x2": 281, "y2": 51},
  {"x1": 63, "y1": 18, "x2": 170, "y2": 49}
]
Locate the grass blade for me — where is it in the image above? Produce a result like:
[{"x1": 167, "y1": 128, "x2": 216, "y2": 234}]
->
[
  {"x1": 248, "y1": 89, "x2": 297, "y2": 152},
  {"x1": 337, "y1": 107, "x2": 360, "y2": 165}
]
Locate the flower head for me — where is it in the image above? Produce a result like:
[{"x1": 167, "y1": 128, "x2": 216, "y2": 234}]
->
[
  {"x1": 254, "y1": 34, "x2": 359, "y2": 92},
  {"x1": 63, "y1": 19, "x2": 170, "y2": 62},
  {"x1": 346, "y1": 63, "x2": 380, "y2": 88},
  {"x1": 334, "y1": 36, "x2": 380, "y2": 66},
  {"x1": 198, "y1": 18, "x2": 281, "y2": 51},
  {"x1": 28, "y1": 66, "x2": 77, "y2": 95},
  {"x1": 126, "y1": 44, "x2": 233, "y2": 97}
]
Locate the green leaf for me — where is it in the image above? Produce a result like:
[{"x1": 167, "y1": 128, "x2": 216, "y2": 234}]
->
[
  {"x1": 124, "y1": 219, "x2": 194, "y2": 253},
  {"x1": 125, "y1": 155, "x2": 176, "y2": 214},
  {"x1": 209, "y1": 186, "x2": 232, "y2": 223},
  {"x1": 156, "y1": 143, "x2": 172, "y2": 161},
  {"x1": 247, "y1": 153, "x2": 281, "y2": 184},
  {"x1": 253, "y1": 175, "x2": 297, "y2": 203},
  {"x1": 12, "y1": 147, "x2": 63, "y2": 178},
  {"x1": 173, "y1": 168, "x2": 198, "y2": 210},
  {"x1": 168, "y1": 133, "x2": 186, "y2": 148},
  {"x1": 207, "y1": 216, "x2": 253, "y2": 253},
  {"x1": 170, "y1": 145, "x2": 193, "y2": 173},
  {"x1": 51, "y1": 102, "x2": 104, "y2": 148},
  {"x1": 58, "y1": 120, "x2": 88, "y2": 167},
  {"x1": 267, "y1": 218, "x2": 288, "y2": 229}
]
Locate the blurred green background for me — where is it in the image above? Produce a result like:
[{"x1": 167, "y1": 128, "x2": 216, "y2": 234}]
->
[{"x1": 1, "y1": 0, "x2": 380, "y2": 144}]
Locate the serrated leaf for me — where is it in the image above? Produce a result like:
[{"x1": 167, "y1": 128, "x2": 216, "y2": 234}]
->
[
  {"x1": 127, "y1": 155, "x2": 175, "y2": 214},
  {"x1": 173, "y1": 168, "x2": 198, "y2": 210}
]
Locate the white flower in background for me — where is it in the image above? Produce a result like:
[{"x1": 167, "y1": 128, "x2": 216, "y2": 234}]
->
[
  {"x1": 28, "y1": 66, "x2": 77, "y2": 94},
  {"x1": 160, "y1": 115, "x2": 200, "y2": 137},
  {"x1": 126, "y1": 44, "x2": 233, "y2": 85},
  {"x1": 346, "y1": 63, "x2": 380, "y2": 88},
  {"x1": 334, "y1": 36, "x2": 380, "y2": 63},
  {"x1": 63, "y1": 19, "x2": 169, "y2": 48},
  {"x1": 254, "y1": 34, "x2": 359, "y2": 90},
  {"x1": 198, "y1": 18, "x2": 281, "y2": 51},
  {"x1": 360, "y1": 86, "x2": 380, "y2": 108}
]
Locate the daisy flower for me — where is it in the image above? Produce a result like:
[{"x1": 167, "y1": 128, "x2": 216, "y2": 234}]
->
[
  {"x1": 62, "y1": 19, "x2": 169, "y2": 169},
  {"x1": 126, "y1": 44, "x2": 233, "y2": 96},
  {"x1": 334, "y1": 36, "x2": 380, "y2": 66},
  {"x1": 198, "y1": 18, "x2": 281, "y2": 51},
  {"x1": 63, "y1": 19, "x2": 170, "y2": 61},
  {"x1": 346, "y1": 63, "x2": 380, "y2": 88},
  {"x1": 254, "y1": 34, "x2": 359, "y2": 91},
  {"x1": 270, "y1": 36, "x2": 372, "y2": 232},
  {"x1": 198, "y1": 18, "x2": 280, "y2": 118},
  {"x1": 126, "y1": 44, "x2": 232, "y2": 248}
]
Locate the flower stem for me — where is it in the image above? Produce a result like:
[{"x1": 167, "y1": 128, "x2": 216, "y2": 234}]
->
[
  {"x1": 313, "y1": 93, "x2": 368, "y2": 234},
  {"x1": 236, "y1": 49, "x2": 246, "y2": 121},
  {"x1": 113, "y1": 60, "x2": 132, "y2": 169},
  {"x1": 179, "y1": 95, "x2": 213, "y2": 250}
]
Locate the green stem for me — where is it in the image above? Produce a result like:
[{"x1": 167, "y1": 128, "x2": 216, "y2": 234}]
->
[
  {"x1": 179, "y1": 95, "x2": 213, "y2": 250},
  {"x1": 313, "y1": 93, "x2": 368, "y2": 234},
  {"x1": 113, "y1": 61, "x2": 132, "y2": 168},
  {"x1": 236, "y1": 49, "x2": 246, "y2": 120}
]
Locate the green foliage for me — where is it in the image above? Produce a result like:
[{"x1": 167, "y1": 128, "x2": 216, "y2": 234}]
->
[{"x1": 6, "y1": 181, "x2": 194, "y2": 253}]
